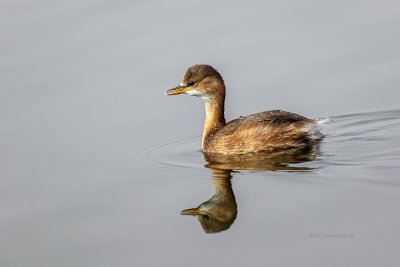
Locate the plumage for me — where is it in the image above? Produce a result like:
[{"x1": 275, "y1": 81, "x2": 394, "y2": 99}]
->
[{"x1": 167, "y1": 64, "x2": 324, "y2": 154}]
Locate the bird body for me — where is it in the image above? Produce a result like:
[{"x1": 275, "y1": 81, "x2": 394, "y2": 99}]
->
[
  {"x1": 167, "y1": 65, "x2": 324, "y2": 154},
  {"x1": 203, "y1": 110, "x2": 317, "y2": 154}
]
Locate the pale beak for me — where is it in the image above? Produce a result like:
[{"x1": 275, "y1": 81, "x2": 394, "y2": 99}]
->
[
  {"x1": 166, "y1": 85, "x2": 189, "y2": 95},
  {"x1": 181, "y1": 208, "x2": 203, "y2": 215}
]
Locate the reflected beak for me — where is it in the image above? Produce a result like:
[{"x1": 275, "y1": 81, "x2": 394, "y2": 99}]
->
[
  {"x1": 181, "y1": 208, "x2": 203, "y2": 215},
  {"x1": 166, "y1": 85, "x2": 189, "y2": 95}
]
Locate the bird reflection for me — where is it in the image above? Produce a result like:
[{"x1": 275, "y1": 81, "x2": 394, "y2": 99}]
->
[
  {"x1": 181, "y1": 144, "x2": 320, "y2": 233},
  {"x1": 204, "y1": 145, "x2": 319, "y2": 171},
  {"x1": 181, "y1": 169, "x2": 237, "y2": 233}
]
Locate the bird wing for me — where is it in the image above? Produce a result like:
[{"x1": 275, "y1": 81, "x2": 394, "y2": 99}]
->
[{"x1": 219, "y1": 110, "x2": 310, "y2": 135}]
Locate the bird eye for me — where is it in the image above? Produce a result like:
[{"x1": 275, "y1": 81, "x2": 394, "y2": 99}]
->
[{"x1": 188, "y1": 81, "x2": 195, "y2": 86}]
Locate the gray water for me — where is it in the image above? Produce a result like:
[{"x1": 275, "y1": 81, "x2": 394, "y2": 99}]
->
[{"x1": 1, "y1": 1, "x2": 400, "y2": 266}]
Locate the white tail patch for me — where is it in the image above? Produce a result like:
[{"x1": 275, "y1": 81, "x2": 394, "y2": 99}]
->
[{"x1": 302, "y1": 117, "x2": 331, "y2": 140}]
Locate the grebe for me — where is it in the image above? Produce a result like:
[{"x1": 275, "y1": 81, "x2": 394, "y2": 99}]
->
[{"x1": 166, "y1": 64, "x2": 325, "y2": 154}]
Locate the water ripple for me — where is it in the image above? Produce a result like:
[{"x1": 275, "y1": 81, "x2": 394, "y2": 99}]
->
[
  {"x1": 128, "y1": 108, "x2": 400, "y2": 184},
  {"x1": 128, "y1": 136, "x2": 208, "y2": 180},
  {"x1": 323, "y1": 108, "x2": 400, "y2": 173}
]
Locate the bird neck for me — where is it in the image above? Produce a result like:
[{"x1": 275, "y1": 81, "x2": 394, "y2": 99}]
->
[
  {"x1": 211, "y1": 169, "x2": 233, "y2": 196},
  {"x1": 202, "y1": 96, "x2": 226, "y2": 150}
]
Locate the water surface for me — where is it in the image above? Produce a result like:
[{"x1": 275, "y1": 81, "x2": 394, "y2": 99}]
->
[{"x1": 1, "y1": 1, "x2": 400, "y2": 266}]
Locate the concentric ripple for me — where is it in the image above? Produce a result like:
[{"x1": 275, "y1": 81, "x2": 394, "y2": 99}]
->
[
  {"x1": 128, "y1": 136, "x2": 209, "y2": 180},
  {"x1": 128, "y1": 108, "x2": 400, "y2": 183}
]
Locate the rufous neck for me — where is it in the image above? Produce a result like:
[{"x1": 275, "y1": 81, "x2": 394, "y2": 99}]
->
[
  {"x1": 211, "y1": 169, "x2": 233, "y2": 196},
  {"x1": 202, "y1": 98, "x2": 226, "y2": 149}
]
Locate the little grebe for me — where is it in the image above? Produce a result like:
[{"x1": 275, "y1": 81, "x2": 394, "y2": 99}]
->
[{"x1": 166, "y1": 64, "x2": 325, "y2": 154}]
